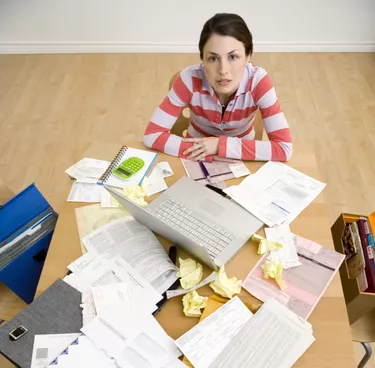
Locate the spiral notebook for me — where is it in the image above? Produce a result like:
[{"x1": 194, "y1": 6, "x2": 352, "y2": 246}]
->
[{"x1": 97, "y1": 145, "x2": 158, "y2": 189}]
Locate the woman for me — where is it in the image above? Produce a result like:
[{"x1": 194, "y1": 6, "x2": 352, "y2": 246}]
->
[{"x1": 144, "y1": 13, "x2": 292, "y2": 162}]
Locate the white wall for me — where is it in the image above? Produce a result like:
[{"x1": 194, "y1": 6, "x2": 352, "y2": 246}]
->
[{"x1": 0, "y1": 0, "x2": 374, "y2": 53}]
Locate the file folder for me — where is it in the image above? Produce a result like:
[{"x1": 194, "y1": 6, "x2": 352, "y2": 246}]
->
[
  {"x1": 0, "y1": 183, "x2": 58, "y2": 304},
  {"x1": 0, "y1": 279, "x2": 82, "y2": 368}
]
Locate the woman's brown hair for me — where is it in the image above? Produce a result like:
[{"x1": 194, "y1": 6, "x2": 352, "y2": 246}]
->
[{"x1": 199, "y1": 13, "x2": 253, "y2": 59}]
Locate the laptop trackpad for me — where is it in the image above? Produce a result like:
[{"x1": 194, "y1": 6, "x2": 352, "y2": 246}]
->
[{"x1": 200, "y1": 199, "x2": 225, "y2": 217}]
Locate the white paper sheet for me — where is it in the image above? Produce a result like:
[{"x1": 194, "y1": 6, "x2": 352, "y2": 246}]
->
[
  {"x1": 31, "y1": 333, "x2": 81, "y2": 368},
  {"x1": 82, "y1": 303, "x2": 181, "y2": 368},
  {"x1": 149, "y1": 162, "x2": 174, "y2": 182},
  {"x1": 101, "y1": 188, "x2": 121, "y2": 208},
  {"x1": 65, "y1": 158, "x2": 110, "y2": 180},
  {"x1": 163, "y1": 360, "x2": 189, "y2": 368},
  {"x1": 224, "y1": 161, "x2": 326, "y2": 227},
  {"x1": 67, "y1": 182, "x2": 103, "y2": 203},
  {"x1": 210, "y1": 299, "x2": 315, "y2": 368},
  {"x1": 68, "y1": 253, "x2": 163, "y2": 307},
  {"x1": 81, "y1": 291, "x2": 97, "y2": 326},
  {"x1": 228, "y1": 163, "x2": 250, "y2": 178},
  {"x1": 81, "y1": 217, "x2": 178, "y2": 293},
  {"x1": 92, "y1": 282, "x2": 158, "y2": 315},
  {"x1": 47, "y1": 335, "x2": 117, "y2": 368},
  {"x1": 144, "y1": 176, "x2": 169, "y2": 196},
  {"x1": 175, "y1": 297, "x2": 253, "y2": 368},
  {"x1": 264, "y1": 224, "x2": 301, "y2": 269}
]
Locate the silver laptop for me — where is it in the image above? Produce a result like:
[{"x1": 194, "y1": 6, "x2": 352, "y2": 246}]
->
[{"x1": 105, "y1": 177, "x2": 263, "y2": 270}]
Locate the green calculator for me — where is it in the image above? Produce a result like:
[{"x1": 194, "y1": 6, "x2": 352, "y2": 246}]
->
[{"x1": 113, "y1": 157, "x2": 145, "y2": 180}]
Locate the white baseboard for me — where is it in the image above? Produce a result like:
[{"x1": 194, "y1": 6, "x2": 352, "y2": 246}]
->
[{"x1": 0, "y1": 41, "x2": 374, "y2": 54}]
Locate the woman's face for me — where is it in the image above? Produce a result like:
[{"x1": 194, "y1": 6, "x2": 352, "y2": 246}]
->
[{"x1": 202, "y1": 33, "x2": 250, "y2": 98}]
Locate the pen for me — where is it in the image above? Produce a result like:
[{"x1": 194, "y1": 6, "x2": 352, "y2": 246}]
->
[{"x1": 198, "y1": 160, "x2": 211, "y2": 183}]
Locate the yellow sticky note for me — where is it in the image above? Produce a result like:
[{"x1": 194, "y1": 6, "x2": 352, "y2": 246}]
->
[
  {"x1": 209, "y1": 265, "x2": 242, "y2": 298},
  {"x1": 123, "y1": 185, "x2": 148, "y2": 207},
  {"x1": 177, "y1": 258, "x2": 203, "y2": 290},
  {"x1": 251, "y1": 234, "x2": 283, "y2": 255},
  {"x1": 261, "y1": 261, "x2": 285, "y2": 290},
  {"x1": 182, "y1": 290, "x2": 208, "y2": 317}
]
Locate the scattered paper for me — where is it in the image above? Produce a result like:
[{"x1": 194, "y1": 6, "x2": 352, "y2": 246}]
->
[
  {"x1": 65, "y1": 158, "x2": 110, "y2": 180},
  {"x1": 82, "y1": 303, "x2": 181, "y2": 368},
  {"x1": 177, "y1": 258, "x2": 203, "y2": 290},
  {"x1": 48, "y1": 335, "x2": 117, "y2": 368},
  {"x1": 228, "y1": 163, "x2": 250, "y2": 178},
  {"x1": 251, "y1": 234, "x2": 283, "y2": 255},
  {"x1": 210, "y1": 299, "x2": 315, "y2": 368},
  {"x1": 175, "y1": 297, "x2": 253, "y2": 368},
  {"x1": 67, "y1": 182, "x2": 103, "y2": 203},
  {"x1": 265, "y1": 224, "x2": 301, "y2": 269},
  {"x1": 75, "y1": 204, "x2": 129, "y2": 254},
  {"x1": 209, "y1": 265, "x2": 242, "y2": 298},
  {"x1": 31, "y1": 333, "x2": 81, "y2": 368},
  {"x1": 224, "y1": 161, "x2": 326, "y2": 227},
  {"x1": 92, "y1": 282, "x2": 158, "y2": 315},
  {"x1": 166, "y1": 272, "x2": 216, "y2": 299},
  {"x1": 80, "y1": 217, "x2": 178, "y2": 293},
  {"x1": 123, "y1": 184, "x2": 148, "y2": 206},
  {"x1": 101, "y1": 188, "x2": 120, "y2": 208},
  {"x1": 81, "y1": 291, "x2": 97, "y2": 326},
  {"x1": 261, "y1": 260, "x2": 285, "y2": 290},
  {"x1": 242, "y1": 235, "x2": 345, "y2": 319},
  {"x1": 182, "y1": 290, "x2": 208, "y2": 317}
]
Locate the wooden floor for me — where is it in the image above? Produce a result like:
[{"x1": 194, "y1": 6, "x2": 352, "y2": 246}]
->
[{"x1": 0, "y1": 53, "x2": 375, "y2": 367}]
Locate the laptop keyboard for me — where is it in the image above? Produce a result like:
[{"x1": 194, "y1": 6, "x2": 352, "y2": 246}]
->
[{"x1": 150, "y1": 197, "x2": 235, "y2": 258}]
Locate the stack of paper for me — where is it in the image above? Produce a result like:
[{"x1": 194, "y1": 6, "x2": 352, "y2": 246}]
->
[
  {"x1": 64, "y1": 252, "x2": 164, "y2": 325},
  {"x1": 210, "y1": 299, "x2": 315, "y2": 368},
  {"x1": 66, "y1": 158, "x2": 111, "y2": 203},
  {"x1": 175, "y1": 297, "x2": 253, "y2": 368},
  {"x1": 224, "y1": 161, "x2": 326, "y2": 227},
  {"x1": 242, "y1": 235, "x2": 345, "y2": 319},
  {"x1": 82, "y1": 302, "x2": 182, "y2": 368},
  {"x1": 80, "y1": 217, "x2": 178, "y2": 293}
]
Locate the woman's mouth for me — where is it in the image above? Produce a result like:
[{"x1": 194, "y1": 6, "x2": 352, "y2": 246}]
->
[{"x1": 217, "y1": 79, "x2": 231, "y2": 86}]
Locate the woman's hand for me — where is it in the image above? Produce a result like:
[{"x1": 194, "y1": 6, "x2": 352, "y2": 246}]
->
[{"x1": 182, "y1": 137, "x2": 219, "y2": 160}]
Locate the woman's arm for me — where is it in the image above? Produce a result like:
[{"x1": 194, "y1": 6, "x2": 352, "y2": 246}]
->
[
  {"x1": 216, "y1": 72, "x2": 292, "y2": 162},
  {"x1": 144, "y1": 72, "x2": 206, "y2": 160}
]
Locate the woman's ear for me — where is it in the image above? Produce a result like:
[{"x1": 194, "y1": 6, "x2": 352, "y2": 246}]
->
[{"x1": 246, "y1": 53, "x2": 251, "y2": 63}]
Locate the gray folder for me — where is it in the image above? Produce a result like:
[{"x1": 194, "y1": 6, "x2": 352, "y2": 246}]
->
[{"x1": 0, "y1": 279, "x2": 82, "y2": 368}]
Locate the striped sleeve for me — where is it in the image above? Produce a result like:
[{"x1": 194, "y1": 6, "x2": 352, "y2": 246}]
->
[
  {"x1": 144, "y1": 72, "x2": 207, "y2": 160},
  {"x1": 217, "y1": 71, "x2": 292, "y2": 162}
]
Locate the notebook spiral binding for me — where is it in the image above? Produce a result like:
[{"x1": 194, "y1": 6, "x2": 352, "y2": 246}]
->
[{"x1": 98, "y1": 145, "x2": 128, "y2": 184}]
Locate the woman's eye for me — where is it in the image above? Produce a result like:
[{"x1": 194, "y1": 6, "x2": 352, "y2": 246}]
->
[
  {"x1": 229, "y1": 54, "x2": 238, "y2": 61},
  {"x1": 208, "y1": 56, "x2": 218, "y2": 62}
]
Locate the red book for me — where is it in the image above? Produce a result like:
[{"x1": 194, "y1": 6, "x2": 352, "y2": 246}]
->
[{"x1": 357, "y1": 219, "x2": 375, "y2": 293}]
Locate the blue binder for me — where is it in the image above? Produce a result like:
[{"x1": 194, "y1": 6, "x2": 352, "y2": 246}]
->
[{"x1": 0, "y1": 184, "x2": 57, "y2": 304}]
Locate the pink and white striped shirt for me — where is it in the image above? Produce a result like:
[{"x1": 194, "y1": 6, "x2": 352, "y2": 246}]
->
[{"x1": 144, "y1": 63, "x2": 292, "y2": 161}]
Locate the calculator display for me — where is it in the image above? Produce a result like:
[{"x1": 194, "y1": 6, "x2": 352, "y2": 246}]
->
[{"x1": 117, "y1": 168, "x2": 131, "y2": 175}]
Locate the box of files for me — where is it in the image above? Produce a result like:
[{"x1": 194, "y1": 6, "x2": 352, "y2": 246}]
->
[
  {"x1": 0, "y1": 183, "x2": 58, "y2": 304},
  {"x1": 331, "y1": 211, "x2": 375, "y2": 324}
]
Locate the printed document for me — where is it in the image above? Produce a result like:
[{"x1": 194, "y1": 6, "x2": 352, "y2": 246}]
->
[
  {"x1": 265, "y1": 224, "x2": 301, "y2": 269},
  {"x1": 65, "y1": 157, "x2": 110, "y2": 180},
  {"x1": 210, "y1": 299, "x2": 315, "y2": 368},
  {"x1": 81, "y1": 217, "x2": 178, "y2": 293},
  {"x1": 175, "y1": 297, "x2": 253, "y2": 368},
  {"x1": 225, "y1": 161, "x2": 326, "y2": 227},
  {"x1": 242, "y1": 236, "x2": 345, "y2": 319},
  {"x1": 67, "y1": 182, "x2": 103, "y2": 203},
  {"x1": 82, "y1": 303, "x2": 181, "y2": 368}
]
